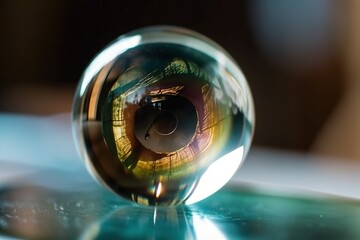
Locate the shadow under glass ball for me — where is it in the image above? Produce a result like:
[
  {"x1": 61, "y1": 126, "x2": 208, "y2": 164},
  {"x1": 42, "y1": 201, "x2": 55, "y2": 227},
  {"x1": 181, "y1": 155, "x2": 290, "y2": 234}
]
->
[{"x1": 72, "y1": 26, "x2": 254, "y2": 206}]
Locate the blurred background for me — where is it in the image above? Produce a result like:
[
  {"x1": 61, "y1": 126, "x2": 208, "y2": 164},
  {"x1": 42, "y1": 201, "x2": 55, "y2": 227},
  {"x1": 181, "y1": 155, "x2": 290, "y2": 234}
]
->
[{"x1": 0, "y1": 0, "x2": 359, "y2": 160}]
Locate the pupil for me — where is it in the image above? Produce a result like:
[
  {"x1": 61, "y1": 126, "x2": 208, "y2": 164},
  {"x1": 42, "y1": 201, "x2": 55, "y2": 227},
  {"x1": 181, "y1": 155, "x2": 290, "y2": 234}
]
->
[
  {"x1": 153, "y1": 111, "x2": 178, "y2": 135},
  {"x1": 134, "y1": 95, "x2": 198, "y2": 154}
]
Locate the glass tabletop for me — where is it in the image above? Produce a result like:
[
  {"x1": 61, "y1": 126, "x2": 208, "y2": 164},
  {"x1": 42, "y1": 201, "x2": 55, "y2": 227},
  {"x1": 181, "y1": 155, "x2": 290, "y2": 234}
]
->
[
  {"x1": 1, "y1": 114, "x2": 360, "y2": 239},
  {"x1": 0, "y1": 166, "x2": 359, "y2": 240}
]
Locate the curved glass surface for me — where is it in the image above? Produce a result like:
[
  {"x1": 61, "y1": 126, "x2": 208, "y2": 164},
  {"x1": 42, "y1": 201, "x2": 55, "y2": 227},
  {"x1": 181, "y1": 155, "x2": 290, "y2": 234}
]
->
[{"x1": 72, "y1": 26, "x2": 254, "y2": 206}]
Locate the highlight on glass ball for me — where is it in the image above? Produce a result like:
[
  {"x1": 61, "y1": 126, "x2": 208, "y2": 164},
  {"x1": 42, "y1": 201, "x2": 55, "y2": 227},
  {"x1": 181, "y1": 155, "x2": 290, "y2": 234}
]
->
[{"x1": 72, "y1": 26, "x2": 255, "y2": 206}]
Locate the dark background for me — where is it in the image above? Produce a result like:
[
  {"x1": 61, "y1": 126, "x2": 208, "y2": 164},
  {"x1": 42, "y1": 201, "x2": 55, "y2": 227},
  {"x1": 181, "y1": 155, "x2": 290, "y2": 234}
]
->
[{"x1": 0, "y1": 1, "x2": 352, "y2": 154}]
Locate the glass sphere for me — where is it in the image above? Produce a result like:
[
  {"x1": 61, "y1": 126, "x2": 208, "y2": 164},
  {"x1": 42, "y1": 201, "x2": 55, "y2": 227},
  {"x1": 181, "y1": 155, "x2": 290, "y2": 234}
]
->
[{"x1": 72, "y1": 26, "x2": 255, "y2": 206}]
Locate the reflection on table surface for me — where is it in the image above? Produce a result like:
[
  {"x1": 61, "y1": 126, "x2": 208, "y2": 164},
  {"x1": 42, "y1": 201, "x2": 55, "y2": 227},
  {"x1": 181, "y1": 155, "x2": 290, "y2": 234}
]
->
[
  {"x1": 0, "y1": 166, "x2": 360, "y2": 240},
  {"x1": 1, "y1": 114, "x2": 360, "y2": 239}
]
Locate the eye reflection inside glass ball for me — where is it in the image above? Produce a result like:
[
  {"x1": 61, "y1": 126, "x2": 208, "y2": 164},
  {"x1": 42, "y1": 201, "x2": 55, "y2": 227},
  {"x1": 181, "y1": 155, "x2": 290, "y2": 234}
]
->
[{"x1": 72, "y1": 27, "x2": 254, "y2": 206}]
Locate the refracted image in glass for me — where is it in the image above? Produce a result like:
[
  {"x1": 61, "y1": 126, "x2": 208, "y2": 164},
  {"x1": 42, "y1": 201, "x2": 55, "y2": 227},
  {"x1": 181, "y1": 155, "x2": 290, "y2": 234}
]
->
[{"x1": 72, "y1": 27, "x2": 254, "y2": 206}]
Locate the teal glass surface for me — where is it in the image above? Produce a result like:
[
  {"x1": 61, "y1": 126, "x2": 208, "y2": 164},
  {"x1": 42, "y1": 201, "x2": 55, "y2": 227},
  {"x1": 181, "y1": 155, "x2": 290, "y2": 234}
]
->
[{"x1": 0, "y1": 167, "x2": 359, "y2": 240}]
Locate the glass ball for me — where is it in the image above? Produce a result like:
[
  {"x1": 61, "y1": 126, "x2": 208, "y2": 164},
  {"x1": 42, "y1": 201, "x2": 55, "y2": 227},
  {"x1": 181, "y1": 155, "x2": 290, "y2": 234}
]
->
[{"x1": 72, "y1": 26, "x2": 255, "y2": 206}]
